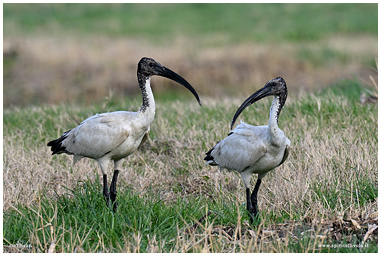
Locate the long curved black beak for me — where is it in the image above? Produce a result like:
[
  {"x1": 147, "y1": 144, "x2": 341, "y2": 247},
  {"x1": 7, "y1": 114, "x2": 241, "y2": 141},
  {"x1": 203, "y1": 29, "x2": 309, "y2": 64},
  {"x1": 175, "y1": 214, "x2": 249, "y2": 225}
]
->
[
  {"x1": 231, "y1": 86, "x2": 273, "y2": 129},
  {"x1": 157, "y1": 66, "x2": 202, "y2": 106}
]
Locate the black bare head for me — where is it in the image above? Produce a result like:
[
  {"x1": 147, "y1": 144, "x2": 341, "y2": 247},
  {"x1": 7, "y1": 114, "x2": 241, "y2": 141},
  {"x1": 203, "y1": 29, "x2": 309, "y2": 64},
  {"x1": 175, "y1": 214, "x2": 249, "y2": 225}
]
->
[
  {"x1": 137, "y1": 57, "x2": 201, "y2": 106},
  {"x1": 231, "y1": 77, "x2": 287, "y2": 129}
]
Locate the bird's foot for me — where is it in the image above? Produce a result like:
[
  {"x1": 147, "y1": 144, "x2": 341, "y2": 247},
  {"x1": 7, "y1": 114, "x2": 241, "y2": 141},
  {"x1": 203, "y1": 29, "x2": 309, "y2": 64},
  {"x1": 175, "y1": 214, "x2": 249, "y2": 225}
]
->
[
  {"x1": 110, "y1": 192, "x2": 117, "y2": 212},
  {"x1": 248, "y1": 208, "x2": 260, "y2": 225},
  {"x1": 103, "y1": 191, "x2": 111, "y2": 207}
]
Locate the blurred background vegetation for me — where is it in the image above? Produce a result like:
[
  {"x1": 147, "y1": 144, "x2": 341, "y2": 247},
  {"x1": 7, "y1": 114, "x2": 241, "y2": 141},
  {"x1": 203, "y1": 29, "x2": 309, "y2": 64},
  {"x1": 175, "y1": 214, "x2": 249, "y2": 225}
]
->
[{"x1": 3, "y1": 3, "x2": 378, "y2": 108}]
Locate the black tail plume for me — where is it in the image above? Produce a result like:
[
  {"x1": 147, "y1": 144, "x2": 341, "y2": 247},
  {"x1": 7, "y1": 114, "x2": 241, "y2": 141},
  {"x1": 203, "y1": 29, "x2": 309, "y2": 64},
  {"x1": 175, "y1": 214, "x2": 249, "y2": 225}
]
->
[
  {"x1": 204, "y1": 143, "x2": 219, "y2": 166},
  {"x1": 47, "y1": 130, "x2": 70, "y2": 155}
]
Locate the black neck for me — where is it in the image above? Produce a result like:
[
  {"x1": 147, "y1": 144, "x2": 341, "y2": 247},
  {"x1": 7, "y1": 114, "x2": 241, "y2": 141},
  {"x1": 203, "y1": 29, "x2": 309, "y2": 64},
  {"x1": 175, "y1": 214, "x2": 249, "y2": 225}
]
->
[
  {"x1": 275, "y1": 88, "x2": 288, "y2": 122},
  {"x1": 137, "y1": 72, "x2": 150, "y2": 113}
]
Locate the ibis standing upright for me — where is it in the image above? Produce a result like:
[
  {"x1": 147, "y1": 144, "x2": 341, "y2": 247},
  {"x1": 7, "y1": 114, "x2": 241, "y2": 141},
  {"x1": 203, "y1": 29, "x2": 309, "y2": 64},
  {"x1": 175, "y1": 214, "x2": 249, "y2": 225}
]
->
[
  {"x1": 48, "y1": 57, "x2": 202, "y2": 212},
  {"x1": 204, "y1": 77, "x2": 290, "y2": 223}
]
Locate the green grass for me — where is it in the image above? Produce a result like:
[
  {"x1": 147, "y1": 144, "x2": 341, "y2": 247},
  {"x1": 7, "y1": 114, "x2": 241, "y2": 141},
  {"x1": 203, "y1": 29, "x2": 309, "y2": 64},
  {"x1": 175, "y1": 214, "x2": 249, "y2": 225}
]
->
[
  {"x1": 4, "y1": 177, "x2": 378, "y2": 252},
  {"x1": 3, "y1": 175, "x2": 246, "y2": 252},
  {"x1": 320, "y1": 79, "x2": 372, "y2": 102},
  {"x1": 4, "y1": 3, "x2": 377, "y2": 45},
  {"x1": 3, "y1": 3, "x2": 377, "y2": 251},
  {"x1": 3, "y1": 79, "x2": 378, "y2": 252}
]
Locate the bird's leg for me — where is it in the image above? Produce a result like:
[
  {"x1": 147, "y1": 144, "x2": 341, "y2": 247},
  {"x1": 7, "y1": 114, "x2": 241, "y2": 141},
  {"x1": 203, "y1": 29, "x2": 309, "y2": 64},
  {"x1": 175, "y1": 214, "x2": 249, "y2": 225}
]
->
[
  {"x1": 103, "y1": 174, "x2": 110, "y2": 206},
  {"x1": 246, "y1": 188, "x2": 254, "y2": 222},
  {"x1": 249, "y1": 178, "x2": 262, "y2": 223},
  {"x1": 110, "y1": 170, "x2": 119, "y2": 212}
]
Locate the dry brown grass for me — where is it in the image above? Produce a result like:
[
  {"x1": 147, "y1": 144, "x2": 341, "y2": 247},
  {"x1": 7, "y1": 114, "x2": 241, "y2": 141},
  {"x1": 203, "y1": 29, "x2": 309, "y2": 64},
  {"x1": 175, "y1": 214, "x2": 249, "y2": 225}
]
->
[
  {"x1": 3, "y1": 34, "x2": 378, "y2": 249},
  {"x1": 4, "y1": 34, "x2": 377, "y2": 107},
  {"x1": 3, "y1": 94, "x2": 378, "y2": 240}
]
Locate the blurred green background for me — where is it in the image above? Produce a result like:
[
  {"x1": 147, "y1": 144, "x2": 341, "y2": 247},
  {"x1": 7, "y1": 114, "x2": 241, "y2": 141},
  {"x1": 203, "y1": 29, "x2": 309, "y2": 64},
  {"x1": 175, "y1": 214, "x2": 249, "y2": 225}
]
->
[{"x1": 3, "y1": 3, "x2": 378, "y2": 107}]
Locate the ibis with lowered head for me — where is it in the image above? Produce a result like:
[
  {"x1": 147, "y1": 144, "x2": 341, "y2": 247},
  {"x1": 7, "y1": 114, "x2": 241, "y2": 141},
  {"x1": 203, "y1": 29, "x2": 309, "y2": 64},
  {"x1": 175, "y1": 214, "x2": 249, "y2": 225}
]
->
[
  {"x1": 204, "y1": 77, "x2": 290, "y2": 223},
  {"x1": 48, "y1": 57, "x2": 202, "y2": 212}
]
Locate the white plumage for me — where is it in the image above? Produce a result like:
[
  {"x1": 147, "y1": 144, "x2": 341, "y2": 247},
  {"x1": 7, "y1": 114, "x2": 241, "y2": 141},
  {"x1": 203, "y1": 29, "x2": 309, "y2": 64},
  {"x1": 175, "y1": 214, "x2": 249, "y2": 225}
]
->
[
  {"x1": 205, "y1": 77, "x2": 290, "y2": 223},
  {"x1": 48, "y1": 57, "x2": 201, "y2": 212},
  {"x1": 62, "y1": 110, "x2": 150, "y2": 170}
]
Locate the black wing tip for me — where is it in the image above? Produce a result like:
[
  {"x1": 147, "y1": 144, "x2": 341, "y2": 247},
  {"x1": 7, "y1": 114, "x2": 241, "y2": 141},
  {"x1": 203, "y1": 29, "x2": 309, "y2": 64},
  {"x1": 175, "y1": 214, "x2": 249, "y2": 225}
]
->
[
  {"x1": 204, "y1": 153, "x2": 219, "y2": 166},
  {"x1": 204, "y1": 141, "x2": 221, "y2": 165},
  {"x1": 204, "y1": 145, "x2": 215, "y2": 159},
  {"x1": 204, "y1": 152, "x2": 213, "y2": 161},
  {"x1": 47, "y1": 135, "x2": 68, "y2": 155}
]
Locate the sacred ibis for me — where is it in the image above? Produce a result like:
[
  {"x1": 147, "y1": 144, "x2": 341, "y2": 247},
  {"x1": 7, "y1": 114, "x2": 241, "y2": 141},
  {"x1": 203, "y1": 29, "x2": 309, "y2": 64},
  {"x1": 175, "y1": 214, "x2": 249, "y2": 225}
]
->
[
  {"x1": 48, "y1": 57, "x2": 201, "y2": 212},
  {"x1": 204, "y1": 77, "x2": 290, "y2": 223}
]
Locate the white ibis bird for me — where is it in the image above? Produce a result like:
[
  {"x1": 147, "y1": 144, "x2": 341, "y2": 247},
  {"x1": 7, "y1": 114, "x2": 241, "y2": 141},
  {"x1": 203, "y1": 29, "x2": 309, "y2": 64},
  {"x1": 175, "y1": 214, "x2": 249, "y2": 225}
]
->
[
  {"x1": 48, "y1": 57, "x2": 202, "y2": 212},
  {"x1": 204, "y1": 77, "x2": 290, "y2": 223}
]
